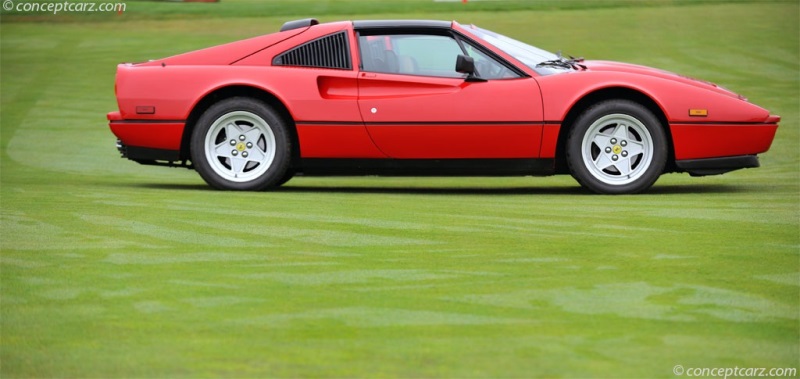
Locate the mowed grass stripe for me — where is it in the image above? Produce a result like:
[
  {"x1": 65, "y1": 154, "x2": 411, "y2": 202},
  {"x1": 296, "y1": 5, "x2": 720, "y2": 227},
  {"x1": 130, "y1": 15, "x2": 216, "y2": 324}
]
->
[{"x1": 1, "y1": 2, "x2": 798, "y2": 378}]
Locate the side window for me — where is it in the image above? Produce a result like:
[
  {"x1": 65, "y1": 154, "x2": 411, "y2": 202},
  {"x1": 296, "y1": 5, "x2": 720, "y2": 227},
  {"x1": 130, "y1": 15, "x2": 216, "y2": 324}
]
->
[
  {"x1": 358, "y1": 32, "x2": 521, "y2": 80},
  {"x1": 359, "y1": 34, "x2": 465, "y2": 78}
]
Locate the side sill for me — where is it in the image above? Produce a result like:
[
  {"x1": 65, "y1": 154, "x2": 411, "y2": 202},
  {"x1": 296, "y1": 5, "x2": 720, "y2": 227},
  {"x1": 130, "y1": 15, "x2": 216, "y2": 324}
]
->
[
  {"x1": 675, "y1": 155, "x2": 759, "y2": 177},
  {"x1": 297, "y1": 158, "x2": 555, "y2": 176}
]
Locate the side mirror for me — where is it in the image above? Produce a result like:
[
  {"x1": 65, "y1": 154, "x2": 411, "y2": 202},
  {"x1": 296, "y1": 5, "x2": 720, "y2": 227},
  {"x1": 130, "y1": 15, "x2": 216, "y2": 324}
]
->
[
  {"x1": 455, "y1": 54, "x2": 475, "y2": 74},
  {"x1": 455, "y1": 54, "x2": 487, "y2": 82}
]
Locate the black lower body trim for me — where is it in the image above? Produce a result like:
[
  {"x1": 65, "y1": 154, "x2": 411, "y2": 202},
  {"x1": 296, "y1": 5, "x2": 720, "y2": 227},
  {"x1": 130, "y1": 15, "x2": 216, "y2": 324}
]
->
[
  {"x1": 117, "y1": 140, "x2": 185, "y2": 167},
  {"x1": 675, "y1": 155, "x2": 759, "y2": 176},
  {"x1": 126, "y1": 146, "x2": 181, "y2": 163},
  {"x1": 298, "y1": 158, "x2": 555, "y2": 176}
]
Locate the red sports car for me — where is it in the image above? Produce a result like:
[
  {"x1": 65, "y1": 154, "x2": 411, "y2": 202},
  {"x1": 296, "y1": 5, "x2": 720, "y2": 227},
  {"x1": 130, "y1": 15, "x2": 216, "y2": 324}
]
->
[{"x1": 107, "y1": 18, "x2": 779, "y2": 194}]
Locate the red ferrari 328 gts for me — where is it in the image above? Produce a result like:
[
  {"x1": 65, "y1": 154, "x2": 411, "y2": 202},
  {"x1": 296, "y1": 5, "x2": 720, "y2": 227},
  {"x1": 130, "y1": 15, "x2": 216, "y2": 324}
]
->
[{"x1": 107, "y1": 18, "x2": 779, "y2": 194}]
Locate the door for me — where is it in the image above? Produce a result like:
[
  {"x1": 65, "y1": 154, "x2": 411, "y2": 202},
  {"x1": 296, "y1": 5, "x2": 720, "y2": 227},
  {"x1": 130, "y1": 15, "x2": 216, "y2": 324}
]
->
[{"x1": 356, "y1": 32, "x2": 544, "y2": 159}]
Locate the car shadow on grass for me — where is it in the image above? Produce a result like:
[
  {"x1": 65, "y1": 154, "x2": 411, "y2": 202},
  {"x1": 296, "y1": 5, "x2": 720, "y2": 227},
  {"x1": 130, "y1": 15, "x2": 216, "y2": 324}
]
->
[
  {"x1": 277, "y1": 185, "x2": 589, "y2": 195},
  {"x1": 132, "y1": 182, "x2": 746, "y2": 195},
  {"x1": 277, "y1": 184, "x2": 745, "y2": 195}
]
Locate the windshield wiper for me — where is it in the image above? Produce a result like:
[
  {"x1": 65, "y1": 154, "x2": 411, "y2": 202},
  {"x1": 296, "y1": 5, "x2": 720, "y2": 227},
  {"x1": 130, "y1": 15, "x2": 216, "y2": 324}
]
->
[{"x1": 536, "y1": 52, "x2": 586, "y2": 70}]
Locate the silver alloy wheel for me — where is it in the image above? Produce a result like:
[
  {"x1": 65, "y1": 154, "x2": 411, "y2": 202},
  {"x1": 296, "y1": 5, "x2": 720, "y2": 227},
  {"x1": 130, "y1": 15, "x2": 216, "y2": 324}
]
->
[
  {"x1": 204, "y1": 111, "x2": 276, "y2": 183},
  {"x1": 580, "y1": 113, "x2": 654, "y2": 186}
]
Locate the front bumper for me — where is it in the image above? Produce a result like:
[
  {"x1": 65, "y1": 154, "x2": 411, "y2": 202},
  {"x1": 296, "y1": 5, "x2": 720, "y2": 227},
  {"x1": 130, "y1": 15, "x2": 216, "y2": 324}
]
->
[{"x1": 669, "y1": 118, "x2": 779, "y2": 160}]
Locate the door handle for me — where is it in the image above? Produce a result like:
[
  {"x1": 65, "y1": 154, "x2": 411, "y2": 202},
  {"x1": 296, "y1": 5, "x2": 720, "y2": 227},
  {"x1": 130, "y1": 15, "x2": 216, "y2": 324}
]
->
[{"x1": 361, "y1": 72, "x2": 376, "y2": 78}]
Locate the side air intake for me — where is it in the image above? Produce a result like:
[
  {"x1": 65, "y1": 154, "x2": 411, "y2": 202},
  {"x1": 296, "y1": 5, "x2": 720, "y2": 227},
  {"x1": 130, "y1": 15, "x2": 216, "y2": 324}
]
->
[{"x1": 273, "y1": 32, "x2": 351, "y2": 70}]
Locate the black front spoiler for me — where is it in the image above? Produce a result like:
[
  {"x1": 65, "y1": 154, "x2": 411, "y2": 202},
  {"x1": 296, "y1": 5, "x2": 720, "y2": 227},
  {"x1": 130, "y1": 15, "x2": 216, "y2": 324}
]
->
[{"x1": 675, "y1": 155, "x2": 759, "y2": 176}]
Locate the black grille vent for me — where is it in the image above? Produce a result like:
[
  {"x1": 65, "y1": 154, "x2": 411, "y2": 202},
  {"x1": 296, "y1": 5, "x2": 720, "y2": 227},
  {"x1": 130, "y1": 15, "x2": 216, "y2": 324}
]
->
[{"x1": 273, "y1": 32, "x2": 351, "y2": 70}]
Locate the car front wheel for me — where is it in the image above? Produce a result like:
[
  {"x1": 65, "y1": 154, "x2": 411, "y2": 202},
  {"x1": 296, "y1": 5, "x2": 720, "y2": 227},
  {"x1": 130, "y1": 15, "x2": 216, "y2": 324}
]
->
[
  {"x1": 190, "y1": 97, "x2": 291, "y2": 190},
  {"x1": 566, "y1": 100, "x2": 667, "y2": 194}
]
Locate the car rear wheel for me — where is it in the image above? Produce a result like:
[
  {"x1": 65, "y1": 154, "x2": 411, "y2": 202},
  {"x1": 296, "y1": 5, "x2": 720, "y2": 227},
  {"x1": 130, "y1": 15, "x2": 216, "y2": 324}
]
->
[
  {"x1": 190, "y1": 97, "x2": 291, "y2": 190},
  {"x1": 566, "y1": 100, "x2": 667, "y2": 194}
]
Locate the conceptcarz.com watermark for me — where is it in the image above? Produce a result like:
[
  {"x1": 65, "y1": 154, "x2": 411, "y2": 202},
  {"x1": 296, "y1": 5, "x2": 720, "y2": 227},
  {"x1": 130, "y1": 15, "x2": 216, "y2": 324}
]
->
[
  {"x1": 2, "y1": 0, "x2": 126, "y2": 14},
  {"x1": 673, "y1": 365, "x2": 797, "y2": 379}
]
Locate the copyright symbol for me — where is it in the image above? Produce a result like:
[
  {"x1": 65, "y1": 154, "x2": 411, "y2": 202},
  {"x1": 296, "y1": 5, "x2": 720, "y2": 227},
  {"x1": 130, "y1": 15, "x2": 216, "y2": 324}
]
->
[
  {"x1": 673, "y1": 365, "x2": 685, "y2": 376},
  {"x1": 3, "y1": 0, "x2": 13, "y2": 11}
]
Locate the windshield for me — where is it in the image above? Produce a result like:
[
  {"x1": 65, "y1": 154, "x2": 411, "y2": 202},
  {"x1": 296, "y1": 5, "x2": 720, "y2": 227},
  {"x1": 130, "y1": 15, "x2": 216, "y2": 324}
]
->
[{"x1": 463, "y1": 25, "x2": 570, "y2": 75}]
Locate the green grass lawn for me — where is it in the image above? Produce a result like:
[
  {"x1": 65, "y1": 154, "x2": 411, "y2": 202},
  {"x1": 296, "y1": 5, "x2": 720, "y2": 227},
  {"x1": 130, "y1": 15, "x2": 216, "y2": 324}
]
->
[{"x1": 1, "y1": 1, "x2": 798, "y2": 377}]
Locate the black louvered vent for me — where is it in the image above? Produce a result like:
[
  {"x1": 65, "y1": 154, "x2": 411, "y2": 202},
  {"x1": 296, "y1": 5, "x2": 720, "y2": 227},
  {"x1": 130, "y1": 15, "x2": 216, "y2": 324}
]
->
[{"x1": 273, "y1": 32, "x2": 351, "y2": 70}]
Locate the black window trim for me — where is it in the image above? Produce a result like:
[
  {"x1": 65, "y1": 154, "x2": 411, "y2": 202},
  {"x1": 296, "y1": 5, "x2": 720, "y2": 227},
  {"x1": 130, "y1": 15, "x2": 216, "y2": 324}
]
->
[{"x1": 353, "y1": 20, "x2": 451, "y2": 30}]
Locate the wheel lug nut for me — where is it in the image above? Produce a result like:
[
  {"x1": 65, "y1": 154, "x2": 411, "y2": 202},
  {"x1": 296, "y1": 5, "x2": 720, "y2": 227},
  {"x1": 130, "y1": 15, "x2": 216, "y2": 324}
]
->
[
  {"x1": 605, "y1": 147, "x2": 612, "y2": 153},
  {"x1": 612, "y1": 155, "x2": 619, "y2": 161},
  {"x1": 621, "y1": 151, "x2": 628, "y2": 157},
  {"x1": 610, "y1": 138, "x2": 617, "y2": 144},
  {"x1": 242, "y1": 151, "x2": 249, "y2": 158},
  {"x1": 230, "y1": 140, "x2": 236, "y2": 146},
  {"x1": 246, "y1": 142, "x2": 253, "y2": 149},
  {"x1": 239, "y1": 135, "x2": 246, "y2": 141},
  {"x1": 621, "y1": 140, "x2": 627, "y2": 147},
  {"x1": 231, "y1": 150, "x2": 238, "y2": 156}
]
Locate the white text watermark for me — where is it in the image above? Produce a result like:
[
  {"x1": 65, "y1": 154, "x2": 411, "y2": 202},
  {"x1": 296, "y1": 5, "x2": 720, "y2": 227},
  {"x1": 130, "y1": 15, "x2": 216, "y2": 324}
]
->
[
  {"x1": 2, "y1": 1, "x2": 126, "y2": 14},
  {"x1": 674, "y1": 365, "x2": 797, "y2": 379}
]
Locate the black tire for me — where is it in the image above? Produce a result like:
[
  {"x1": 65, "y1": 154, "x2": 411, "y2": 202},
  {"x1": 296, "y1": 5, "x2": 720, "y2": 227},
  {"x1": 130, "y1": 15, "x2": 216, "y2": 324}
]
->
[
  {"x1": 190, "y1": 97, "x2": 291, "y2": 191},
  {"x1": 566, "y1": 99, "x2": 667, "y2": 194},
  {"x1": 276, "y1": 170, "x2": 295, "y2": 186}
]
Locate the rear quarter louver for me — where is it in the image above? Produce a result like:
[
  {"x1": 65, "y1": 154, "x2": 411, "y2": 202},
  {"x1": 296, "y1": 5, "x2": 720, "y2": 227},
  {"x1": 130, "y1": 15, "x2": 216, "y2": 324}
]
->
[{"x1": 273, "y1": 32, "x2": 351, "y2": 70}]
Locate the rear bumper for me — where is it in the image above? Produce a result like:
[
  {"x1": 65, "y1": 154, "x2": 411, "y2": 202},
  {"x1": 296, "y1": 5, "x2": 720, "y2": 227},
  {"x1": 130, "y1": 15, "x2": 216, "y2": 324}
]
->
[
  {"x1": 108, "y1": 111, "x2": 184, "y2": 163},
  {"x1": 675, "y1": 155, "x2": 759, "y2": 176}
]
